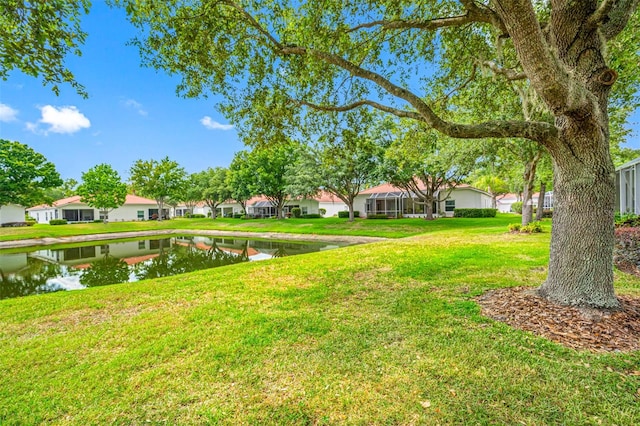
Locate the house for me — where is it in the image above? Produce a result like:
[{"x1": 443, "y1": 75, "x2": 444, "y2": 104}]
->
[
  {"x1": 356, "y1": 183, "x2": 493, "y2": 218},
  {"x1": 0, "y1": 204, "x2": 26, "y2": 225},
  {"x1": 616, "y1": 157, "x2": 640, "y2": 213},
  {"x1": 27, "y1": 195, "x2": 163, "y2": 224}
]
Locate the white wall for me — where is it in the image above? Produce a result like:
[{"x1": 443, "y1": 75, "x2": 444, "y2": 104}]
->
[
  {"x1": 319, "y1": 200, "x2": 348, "y2": 217},
  {"x1": 0, "y1": 204, "x2": 26, "y2": 224},
  {"x1": 438, "y1": 188, "x2": 492, "y2": 217}
]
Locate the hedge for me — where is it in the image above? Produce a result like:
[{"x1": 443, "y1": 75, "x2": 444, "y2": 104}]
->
[
  {"x1": 49, "y1": 219, "x2": 68, "y2": 225},
  {"x1": 511, "y1": 201, "x2": 523, "y2": 214},
  {"x1": 300, "y1": 213, "x2": 322, "y2": 219},
  {"x1": 190, "y1": 214, "x2": 206, "y2": 218},
  {"x1": 338, "y1": 210, "x2": 360, "y2": 218},
  {"x1": 367, "y1": 214, "x2": 390, "y2": 219},
  {"x1": 453, "y1": 208, "x2": 498, "y2": 218}
]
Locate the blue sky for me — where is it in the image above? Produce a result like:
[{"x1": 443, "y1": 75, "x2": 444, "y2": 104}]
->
[
  {"x1": 0, "y1": 2, "x2": 244, "y2": 182},
  {"x1": 0, "y1": 3, "x2": 638, "y2": 183}
]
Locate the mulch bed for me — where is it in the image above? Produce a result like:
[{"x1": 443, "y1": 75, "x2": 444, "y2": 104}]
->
[{"x1": 476, "y1": 287, "x2": 640, "y2": 352}]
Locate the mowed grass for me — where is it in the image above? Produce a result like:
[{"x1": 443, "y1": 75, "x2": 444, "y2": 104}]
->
[
  {"x1": 1, "y1": 219, "x2": 640, "y2": 424},
  {"x1": 1, "y1": 214, "x2": 520, "y2": 241}
]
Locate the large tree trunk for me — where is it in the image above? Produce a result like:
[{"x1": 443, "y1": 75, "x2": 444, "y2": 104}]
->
[
  {"x1": 538, "y1": 127, "x2": 619, "y2": 309},
  {"x1": 535, "y1": 181, "x2": 547, "y2": 221},
  {"x1": 424, "y1": 199, "x2": 435, "y2": 220},
  {"x1": 348, "y1": 203, "x2": 355, "y2": 222}
]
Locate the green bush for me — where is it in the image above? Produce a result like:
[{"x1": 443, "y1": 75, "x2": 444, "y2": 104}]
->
[
  {"x1": 453, "y1": 208, "x2": 498, "y2": 218},
  {"x1": 49, "y1": 219, "x2": 68, "y2": 225},
  {"x1": 291, "y1": 207, "x2": 302, "y2": 218},
  {"x1": 190, "y1": 214, "x2": 206, "y2": 218},
  {"x1": 520, "y1": 222, "x2": 543, "y2": 233},
  {"x1": 319, "y1": 208, "x2": 326, "y2": 216},
  {"x1": 26, "y1": 220, "x2": 36, "y2": 226},
  {"x1": 93, "y1": 219, "x2": 103, "y2": 223},
  {"x1": 233, "y1": 213, "x2": 244, "y2": 219},
  {"x1": 300, "y1": 213, "x2": 322, "y2": 219},
  {"x1": 511, "y1": 202, "x2": 523, "y2": 214},
  {"x1": 615, "y1": 212, "x2": 640, "y2": 228},
  {"x1": 338, "y1": 210, "x2": 359, "y2": 218},
  {"x1": 367, "y1": 214, "x2": 390, "y2": 219},
  {"x1": 508, "y1": 223, "x2": 521, "y2": 232}
]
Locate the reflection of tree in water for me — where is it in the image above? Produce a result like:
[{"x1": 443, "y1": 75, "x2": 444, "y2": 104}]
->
[
  {"x1": 80, "y1": 255, "x2": 130, "y2": 287},
  {"x1": 0, "y1": 258, "x2": 63, "y2": 299},
  {"x1": 134, "y1": 238, "x2": 249, "y2": 281}
]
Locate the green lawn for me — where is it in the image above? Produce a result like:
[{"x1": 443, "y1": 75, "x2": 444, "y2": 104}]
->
[
  {"x1": 1, "y1": 214, "x2": 521, "y2": 241},
  {"x1": 1, "y1": 218, "x2": 639, "y2": 424}
]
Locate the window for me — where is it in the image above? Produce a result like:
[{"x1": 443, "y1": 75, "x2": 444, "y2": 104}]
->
[
  {"x1": 137, "y1": 210, "x2": 144, "y2": 220},
  {"x1": 445, "y1": 200, "x2": 456, "y2": 212},
  {"x1": 138, "y1": 241, "x2": 146, "y2": 250},
  {"x1": 99, "y1": 213, "x2": 108, "y2": 220},
  {"x1": 100, "y1": 245, "x2": 110, "y2": 255},
  {"x1": 302, "y1": 207, "x2": 308, "y2": 215}
]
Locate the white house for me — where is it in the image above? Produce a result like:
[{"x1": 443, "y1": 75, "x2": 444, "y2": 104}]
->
[
  {"x1": 356, "y1": 183, "x2": 493, "y2": 218},
  {"x1": 616, "y1": 157, "x2": 640, "y2": 213},
  {"x1": 0, "y1": 204, "x2": 26, "y2": 225},
  {"x1": 27, "y1": 195, "x2": 162, "y2": 224}
]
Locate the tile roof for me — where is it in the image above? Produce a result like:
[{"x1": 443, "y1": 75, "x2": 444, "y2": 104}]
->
[{"x1": 28, "y1": 194, "x2": 157, "y2": 210}]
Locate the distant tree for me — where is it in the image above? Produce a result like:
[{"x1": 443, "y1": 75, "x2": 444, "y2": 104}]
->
[
  {"x1": 181, "y1": 173, "x2": 204, "y2": 215},
  {"x1": 1, "y1": 0, "x2": 90, "y2": 96},
  {"x1": 473, "y1": 175, "x2": 510, "y2": 210},
  {"x1": 0, "y1": 139, "x2": 63, "y2": 208},
  {"x1": 381, "y1": 127, "x2": 477, "y2": 220},
  {"x1": 246, "y1": 143, "x2": 300, "y2": 219},
  {"x1": 289, "y1": 127, "x2": 382, "y2": 222},
  {"x1": 80, "y1": 255, "x2": 130, "y2": 287},
  {"x1": 44, "y1": 178, "x2": 78, "y2": 201},
  {"x1": 193, "y1": 167, "x2": 232, "y2": 219},
  {"x1": 228, "y1": 151, "x2": 257, "y2": 214},
  {"x1": 77, "y1": 164, "x2": 127, "y2": 223},
  {"x1": 130, "y1": 157, "x2": 186, "y2": 221}
]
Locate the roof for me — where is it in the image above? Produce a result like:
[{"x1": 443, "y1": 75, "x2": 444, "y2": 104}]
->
[
  {"x1": 28, "y1": 194, "x2": 157, "y2": 210},
  {"x1": 616, "y1": 156, "x2": 640, "y2": 171},
  {"x1": 360, "y1": 182, "x2": 487, "y2": 197}
]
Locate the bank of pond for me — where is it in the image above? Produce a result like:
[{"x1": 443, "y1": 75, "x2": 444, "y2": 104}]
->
[{"x1": 0, "y1": 235, "x2": 346, "y2": 300}]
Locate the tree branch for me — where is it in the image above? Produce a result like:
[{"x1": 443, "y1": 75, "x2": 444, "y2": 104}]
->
[
  {"x1": 292, "y1": 99, "x2": 423, "y2": 121},
  {"x1": 482, "y1": 61, "x2": 527, "y2": 81},
  {"x1": 599, "y1": 0, "x2": 640, "y2": 40}
]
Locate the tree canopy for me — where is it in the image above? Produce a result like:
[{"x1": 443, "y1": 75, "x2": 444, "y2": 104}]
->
[
  {"x1": 129, "y1": 157, "x2": 186, "y2": 221},
  {"x1": 1, "y1": 0, "x2": 90, "y2": 96},
  {"x1": 117, "y1": 0, "x2": 640, "y2": 309},
  {"x1": 0, "y1": 139, "x2": 63, "y2": 208},
  {"x1": 77, "y1": 163, "x2": 128, "y2": 222}
]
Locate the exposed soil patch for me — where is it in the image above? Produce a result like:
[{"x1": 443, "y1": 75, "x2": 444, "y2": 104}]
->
[{"x1": 476, "y1": 287, "x2": 640, "y2": 352}]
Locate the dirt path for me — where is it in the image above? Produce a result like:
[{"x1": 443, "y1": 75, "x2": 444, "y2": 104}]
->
[{"x1": 0, "y1": 229, "x2": 386, "y2": 249}]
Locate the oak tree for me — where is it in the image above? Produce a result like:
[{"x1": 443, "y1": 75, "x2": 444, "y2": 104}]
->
[
  {"x1": 119, "y1": 0, "x2": 640, "y2": 309},
  {"x1": 77, "y1": 163, "x2": 128, "y2": 223},
  {"x1": 130, "y1": 157, "x2": 186, "y2": 221}
]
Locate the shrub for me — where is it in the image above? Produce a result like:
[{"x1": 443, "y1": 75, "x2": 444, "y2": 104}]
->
[
  {"x1": 508, "y1": 223, "x2": 522, "y2": 232},
  {"x1": 520, "y1": 222, "x2": 543, "y2": 233},
  {"x1": 190, "y1": 214, "x2": 206, "y2": 218},
  {"x1": 291, "y1": 207, "x2": 302, "y2": 218},
  {"x1": 367, "y1": 214, "x2": 390, "y2": 219},
  {"x1": 511, "y1": 201, "x2": 523, "y2": 214},
  {"x1": 233, "y1": 213, "x2": 244, "y2": 218},
  {"x1": 453, "y1": 208, "x2": 498, "y2": 218},
  {"x1": 614, "y1": 227, "x2": 640, "y2": 272},
  {"x1": 93, "y1": 219, "x2": 103, "y2": 223},
  {"x1": 300, "y1": 213, "x2": 322, "y2": 219},
  {"x1": 49, "y1": 219, "x2": 68, "y2": 225},
  {"x1": 26, "y1": 220, "x2": 36, "y2": 226},
  {"x1": 541, "y1": 210, "x2": 553, "y2": 219},
  {"x1": 319, "y1": 208, "x2": 326, "y2": 217},
  {"x1": 338, "y1": 210, "x2": 359, "y2": 218},
  {"x1": 615, "y1": 212, "x2": 640, "y2": 228},
  {"x1": 184, "y1": 212, "x2": 192, "y2": 218}
]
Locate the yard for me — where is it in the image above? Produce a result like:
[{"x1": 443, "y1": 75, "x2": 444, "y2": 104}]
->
[{"x1": 1, "y1": 217, "x2": 639, "y2": 424}]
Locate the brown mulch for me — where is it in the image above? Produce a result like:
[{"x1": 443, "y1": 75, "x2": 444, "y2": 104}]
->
[{"x1": 476, "y1": 287, "x2": 640, "y2": 352}]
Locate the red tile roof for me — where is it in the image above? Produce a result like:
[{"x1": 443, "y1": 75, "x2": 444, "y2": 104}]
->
[{"x1": 28, "y1": 194, "x2": 157, "y2": 210}]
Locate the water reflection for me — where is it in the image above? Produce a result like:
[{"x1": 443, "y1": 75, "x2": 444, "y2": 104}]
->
[{"x1": 0, "y1": 236, "x2": 342, "y2": 299}]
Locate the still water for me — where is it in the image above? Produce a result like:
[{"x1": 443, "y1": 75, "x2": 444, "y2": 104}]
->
[{"x1": 0, "y1": 235, "x2": 343, "y2": 300}]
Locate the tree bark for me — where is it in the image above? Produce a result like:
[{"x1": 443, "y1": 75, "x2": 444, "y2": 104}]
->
[
  {"x1": 535, "y1": 181, "x2": 547, "y2": 221},
  {"x1": 538, "y1": 139, "x2": 618, "y2": 308},
  {"x1": 521, "y1": 159, "x2": 537, "y2": 226}
]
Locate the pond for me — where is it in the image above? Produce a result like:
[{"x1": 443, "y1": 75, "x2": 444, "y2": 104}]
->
[{"x1": 0, "y1": 235, "x2": 345, "y2": 300}]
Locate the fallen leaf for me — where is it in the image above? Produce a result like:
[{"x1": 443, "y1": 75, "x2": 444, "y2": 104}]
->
[
  {"x1": 420, "y1": 400, "x2": 431, "y2": 408},
  {"x1": 449, "y1": 389, "x2": 457, "y2": 397}
]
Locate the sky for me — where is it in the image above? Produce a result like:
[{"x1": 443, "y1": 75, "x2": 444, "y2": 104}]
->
[
  {"x1": 0, "y1": 3, "x2": 639, "y2": 183},
  {"x1": 0, "y1": 2, "x2": 245, "y2": 182}
]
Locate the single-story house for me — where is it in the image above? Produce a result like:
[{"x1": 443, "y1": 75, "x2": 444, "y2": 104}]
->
[
  {"x1": 616, "y1": 157, "x2": 640, "y2": 213},
  {"x1": 0, "y1": 204, "x2": 26, "y2": 225},
  {"x1": 27, "y1": 195, "x2": 164, "y2": 224},
  {"x1": 495, "y1": 192, "x2": 554, "y2": 213},
  {"x1": 356, "y1": 183, "x2": 493, "y2": 218}
]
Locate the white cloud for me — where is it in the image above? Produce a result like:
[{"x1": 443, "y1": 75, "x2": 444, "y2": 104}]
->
[
  {"x1": 200, "y1": 116, "x2": 234, "y2": 131},
  {"x1": 0, "y1": 103, "x2": 18, "y2": 122},
  {"x1": 123, "y1": 99, "x2": 148, "y2": 116},
  {"x1": 28, "y1": 105, "x2": 91, "y2": 134}
]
